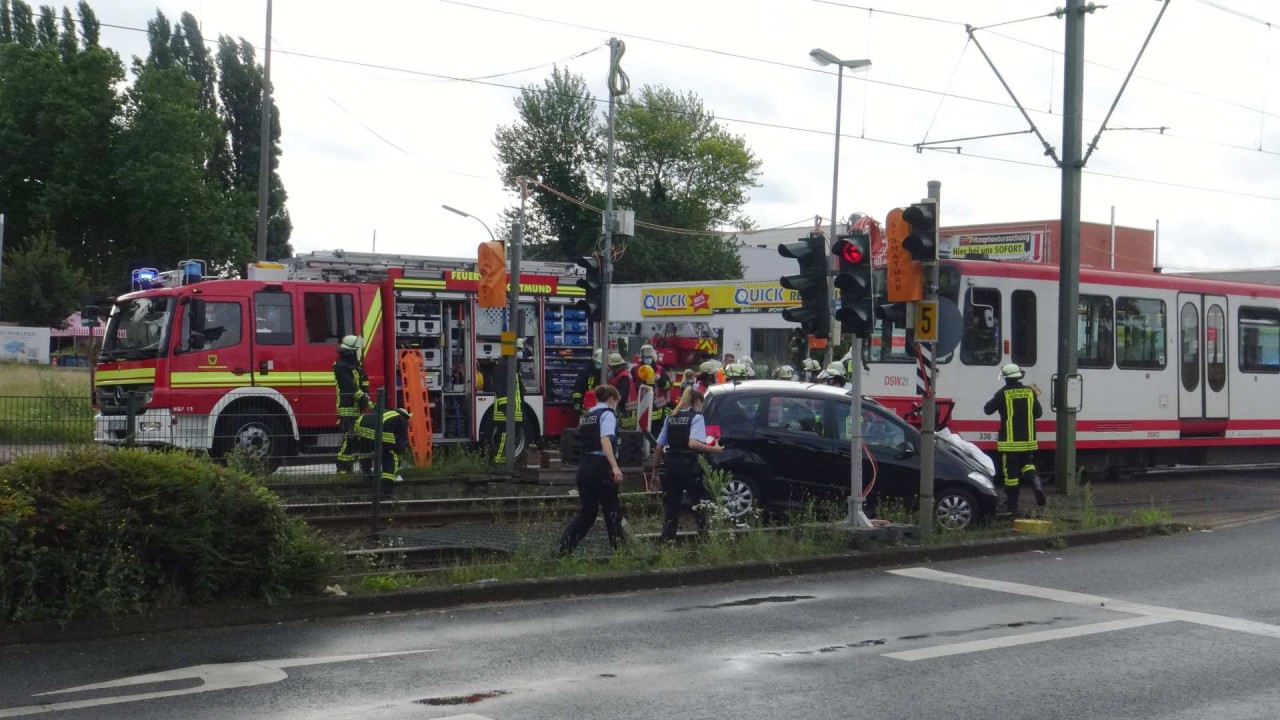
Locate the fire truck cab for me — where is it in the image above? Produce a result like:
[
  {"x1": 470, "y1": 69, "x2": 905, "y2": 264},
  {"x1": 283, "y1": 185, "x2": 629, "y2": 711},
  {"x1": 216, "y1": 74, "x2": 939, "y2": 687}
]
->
[{"x1": 93, "y1": 252, "x2": 594, "y2": 467}]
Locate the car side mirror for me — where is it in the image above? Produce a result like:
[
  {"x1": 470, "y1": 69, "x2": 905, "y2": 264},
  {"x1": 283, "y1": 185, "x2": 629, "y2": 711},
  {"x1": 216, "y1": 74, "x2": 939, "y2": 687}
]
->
[
  {"x1": 187, "y1": 331, "x2": 206, "y2": 351},
  {"x1": 896, "y1": 441, "x2": 916, "y2": 459}
]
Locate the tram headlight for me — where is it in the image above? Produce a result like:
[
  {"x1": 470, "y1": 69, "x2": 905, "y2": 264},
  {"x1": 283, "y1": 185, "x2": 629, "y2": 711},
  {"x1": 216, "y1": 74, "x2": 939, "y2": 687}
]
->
[{"x1": 968, "y1": 471, "x2": 995, "y2": 491}]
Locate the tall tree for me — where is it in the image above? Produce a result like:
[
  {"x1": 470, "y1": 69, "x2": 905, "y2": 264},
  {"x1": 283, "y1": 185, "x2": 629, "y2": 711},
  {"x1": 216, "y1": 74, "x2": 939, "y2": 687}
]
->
[
  {"x1": 494, "y1": 67, "x2": 602, "y2": 259},
  {"x1": 0, "y1": 0, "x2": 12, "y2": 44},
  {"x1": 493, "y1": 72, "x2": 758, "y2": 282},
  {"x1": 34, "y1": 3, "x2": 54, "y2": 47},
  {"x1": 56, "y1": 6, "x2": 74, "y2": 59},
  {"x1": 145, "y1": 9, "x2": 170, "y2": 68},
  {"x1": 10, "y1": 0, "x2": 35, "y2": 47},
  {"x1": 0, "y1": 233, "x2": 87, "y2": 327},
  {"x1": 116, "y1": 62, "x2": 248, "y2": 270},
  {"x1": 216, "y1": 35, "x2": 291, "y2": 259},
  {"x1": 74, "y1": 0, "x2": 95, "y2": 47}
]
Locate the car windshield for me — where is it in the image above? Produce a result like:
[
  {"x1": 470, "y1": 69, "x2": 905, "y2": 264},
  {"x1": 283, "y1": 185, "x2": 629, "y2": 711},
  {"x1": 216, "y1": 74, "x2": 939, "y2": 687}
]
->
[{"x1": 101, "y1": 297, "x2": 172, "y2": 360}]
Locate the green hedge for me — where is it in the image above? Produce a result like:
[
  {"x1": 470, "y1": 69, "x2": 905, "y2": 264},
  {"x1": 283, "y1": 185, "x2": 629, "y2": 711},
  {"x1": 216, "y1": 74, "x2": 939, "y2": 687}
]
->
[{"x1": 0, "y1": 448, "x2": 337, "y2": 624}]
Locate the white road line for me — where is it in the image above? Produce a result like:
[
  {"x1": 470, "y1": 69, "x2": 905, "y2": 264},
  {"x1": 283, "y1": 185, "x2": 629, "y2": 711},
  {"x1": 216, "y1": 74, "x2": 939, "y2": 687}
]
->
[
  {"x1": 889, "y1": 567, "x2": 1280, "y2": 640},
  {"x1": 0, "y1": 651, "x2": 434, "y2": 717},
  {"x1": 883, "y1": 616, "x2": 1173, "y2": 661}
]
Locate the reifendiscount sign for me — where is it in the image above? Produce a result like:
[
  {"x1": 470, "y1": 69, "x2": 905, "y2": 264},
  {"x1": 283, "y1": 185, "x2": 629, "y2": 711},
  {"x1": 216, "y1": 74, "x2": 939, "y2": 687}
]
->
[{"x1": 639, "y1": 282, "x2": 801, "y2": 316}]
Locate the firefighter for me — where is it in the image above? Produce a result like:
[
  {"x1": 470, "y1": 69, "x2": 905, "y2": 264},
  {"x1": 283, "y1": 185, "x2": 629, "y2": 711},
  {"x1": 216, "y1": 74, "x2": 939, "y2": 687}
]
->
[
  {"x1": 608, "y1": 352, "x2": 637, "y2": 431},
  {"x1": 571, "y1": 348, "x2": 604, "y2": 415},
  {"x1": 741, "y1": 356, "x2": 757, "y2": 378},
  {"x1": 559, "y1": 384, "x2": 626, "y2": 554},
  {"x1": 655, "y1": 388, "x2": 724, "y2": 540},
  {"x1": 334, "y1": 334, "x2": 370, "y2": 474},
  {"x1": 636, "y1": 344, "x2": 671, "y2": 435},
  {"x1": 354, "y1": 406, "x2": 409, "y2": 500},
  {"x1": 983, "y1": 363, "x2": 1045, "y2": 514},
  {"x1": 724, "y1": 362, "x2": 750, "y2": 383},
  {"x1": 695, "y1": 359, "x2": 722, "y2": 393},
  {"x1": 773, "y1": 364, "x2": 796, "y2": 381},
  {"x1": 819, "y1": 361, "x2": 848, "y2": 389},
  {"x1": 490, "y1": 353, "x2": 527, "y2": 463},
  {"x1": 801, "y1": 357, "x2": 822, "y2": 383}
]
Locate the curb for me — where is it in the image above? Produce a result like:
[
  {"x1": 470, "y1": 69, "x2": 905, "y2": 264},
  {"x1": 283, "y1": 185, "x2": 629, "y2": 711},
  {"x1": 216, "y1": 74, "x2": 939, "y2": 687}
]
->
[{"x1": 0, "y1": 525, "x2": 1161, "y2": 647}]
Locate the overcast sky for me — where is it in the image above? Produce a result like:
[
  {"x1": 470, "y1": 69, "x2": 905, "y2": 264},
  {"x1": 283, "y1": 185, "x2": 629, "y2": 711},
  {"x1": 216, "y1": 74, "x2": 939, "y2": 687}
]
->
[{"x1": 92, "y1": 0, "x2": 1280, "y2": 272}]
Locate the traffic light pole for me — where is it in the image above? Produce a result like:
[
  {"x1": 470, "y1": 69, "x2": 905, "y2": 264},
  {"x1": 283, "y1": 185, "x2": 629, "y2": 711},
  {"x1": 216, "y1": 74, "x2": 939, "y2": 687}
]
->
[
  {"x1": 600, "y1": 38, "x2": 620, "y2": 386},
  {"x1": 847, "y1": 335, "x2": 871, "y2": 528},
  {"x1": 918, "y1": 180, "x2": 941, "y2": 534},
  {"x1": 504, "y1": 178, "x2": 526, "y2": 473}
]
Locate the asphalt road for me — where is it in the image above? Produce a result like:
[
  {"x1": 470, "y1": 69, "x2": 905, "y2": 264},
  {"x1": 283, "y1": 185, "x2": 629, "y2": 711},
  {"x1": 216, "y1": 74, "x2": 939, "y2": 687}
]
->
[{"x1": 6, "y1": 512, "x2": 1280, "y2": 719}]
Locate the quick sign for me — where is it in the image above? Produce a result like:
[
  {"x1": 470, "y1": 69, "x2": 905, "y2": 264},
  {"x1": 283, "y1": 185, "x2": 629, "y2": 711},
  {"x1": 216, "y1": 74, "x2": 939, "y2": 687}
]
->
[{"x1": 639, "y1": 282, "x2": 800, "y2": 316}]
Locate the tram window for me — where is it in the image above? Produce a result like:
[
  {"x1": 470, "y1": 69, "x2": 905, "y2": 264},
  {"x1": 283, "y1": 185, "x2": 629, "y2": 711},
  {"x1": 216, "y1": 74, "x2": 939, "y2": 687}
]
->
[
  {"x1": 1181, "y1": 303, "x2": 1200, "y2": 392},
  {"x1": 961, "y1": 288, "x2": 1002, "y2": 366},
  {"x1": 1077, "y1": 294, "x2": 1114, "y2": 369},
  {"x1": 1239, "y1": 306, "x2": 1280, "y2": 373},
  {"x1": 1207, "y1": 304, "x2": 1226, "y2": 392},
  {"x1": 1010, "y1": 290, "x2": 1036, "y2": 367},
  {"x1": 1115, "y1": 297, "x2": 1166, "y2": 370}
]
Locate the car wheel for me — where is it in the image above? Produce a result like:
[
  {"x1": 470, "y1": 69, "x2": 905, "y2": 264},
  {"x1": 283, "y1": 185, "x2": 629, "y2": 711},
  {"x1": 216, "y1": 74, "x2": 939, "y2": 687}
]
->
[
  {"x1": 720, "y1": 475, "x2": 761, "y2": 519},
  {"x1": 934, "y1": 486, "x2": 978, "y2": 531}
]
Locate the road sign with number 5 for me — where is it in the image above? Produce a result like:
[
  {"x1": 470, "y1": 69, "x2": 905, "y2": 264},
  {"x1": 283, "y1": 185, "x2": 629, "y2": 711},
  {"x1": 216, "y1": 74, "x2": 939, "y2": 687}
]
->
[{"x1": 915, "y1": 301, "x2": 938, "y2": 343}]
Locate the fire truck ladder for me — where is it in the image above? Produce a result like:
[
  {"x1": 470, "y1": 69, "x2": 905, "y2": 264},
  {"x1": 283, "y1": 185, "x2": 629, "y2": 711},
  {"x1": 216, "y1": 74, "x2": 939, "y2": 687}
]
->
[{"x1": 398, "y1": 349, "x2": 433, "y2": 467}]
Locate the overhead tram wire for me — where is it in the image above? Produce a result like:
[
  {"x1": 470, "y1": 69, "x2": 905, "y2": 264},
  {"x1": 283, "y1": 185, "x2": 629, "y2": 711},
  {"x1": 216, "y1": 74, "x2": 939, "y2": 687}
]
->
[{"x1": 85, "y1": 14, "x2": 1280, "y2": 204}]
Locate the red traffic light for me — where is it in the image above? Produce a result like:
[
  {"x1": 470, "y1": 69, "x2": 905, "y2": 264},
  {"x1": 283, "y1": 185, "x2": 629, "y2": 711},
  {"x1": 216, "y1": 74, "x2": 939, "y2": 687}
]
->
[{"x1": 841, "y1": 243, "x2": 864, "y2": 264}]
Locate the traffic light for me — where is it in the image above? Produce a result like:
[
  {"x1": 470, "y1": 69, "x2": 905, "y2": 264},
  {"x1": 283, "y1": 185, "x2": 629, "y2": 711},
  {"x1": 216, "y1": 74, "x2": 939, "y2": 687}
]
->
[
  {"x1": 778, "y1": 233, "x2": 831, "y2": 339},
  {"x1": 902, "y1": 200, "x2": 939, "y2": 261},
  {"x1": 575, "y1": 255, "x2": 604, "y2": 322},
  {"x1": 832, "y1": 232, "x2": 874, "y2": 338},
  {"x1": 876, "y1": 302, "x2": 908, "y2": 327}
]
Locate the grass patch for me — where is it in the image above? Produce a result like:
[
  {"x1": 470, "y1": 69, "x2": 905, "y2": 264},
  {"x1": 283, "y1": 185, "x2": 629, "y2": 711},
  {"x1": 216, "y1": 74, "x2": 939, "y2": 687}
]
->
[{"x1": 0, "y1": 367, "x2": 93, "y2": 444}]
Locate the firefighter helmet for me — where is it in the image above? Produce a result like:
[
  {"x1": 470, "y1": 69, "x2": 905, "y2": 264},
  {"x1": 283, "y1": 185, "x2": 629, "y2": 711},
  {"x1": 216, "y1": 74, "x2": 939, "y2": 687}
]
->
[
  {"x1": 820, "y1": 361, "x2": 848, "y2": 380},
  {"x1": 607, "y1": 352, "x2": 627, "y2": 368},
  {"x1": 773, "y1": 365, "x2": 796, "y2": 380},
  {"x1": 1001, "y1": 363, "x2": 1025, "y2": 380},
  {"x1": 724, "y1": 362, "x2": 750, "y2": 380},
  {"x1": 339, "y1": 335, "x2": 365, "y2": 352},
  {"x1": 592, "y1": 348, "x2": 603, "y2": 365},
  {"x1": 801, "y1": 358, "x2": 822, "y2": 372}
]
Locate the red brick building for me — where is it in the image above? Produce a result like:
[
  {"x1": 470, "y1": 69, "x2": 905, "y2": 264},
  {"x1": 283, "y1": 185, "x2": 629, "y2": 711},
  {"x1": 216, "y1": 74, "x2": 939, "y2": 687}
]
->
[{"x1": 940, "y1": 220, "x2": 1155, "y2": 273}]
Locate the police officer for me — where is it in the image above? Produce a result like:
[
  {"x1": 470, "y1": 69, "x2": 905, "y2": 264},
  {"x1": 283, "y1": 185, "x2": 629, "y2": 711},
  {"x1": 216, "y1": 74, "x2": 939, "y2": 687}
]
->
[
  {"x1": 983, "y1": 363, "x2": 1045, "y2": 514},
  {"x1": 559, "y1": 385, "x2": 626, "y2": 554},
  {"x1": 773, "y1": 364, "x2": 796, "y2": 381},
  {"x1": 334, "y1": 334, "x2": 370, "y2": 474},
  {"x1": 490, "y1": 353, "x2": 526, "y2": 463},
  {"x1": 655, "y1": 389, "x2": 724, "y2": 540},
  {"x1": 571, "y1": 348, "x2": 603, "y2": 415},
  {"x1": 354, "y1": 406, "x2": 409, "y2": 500}
]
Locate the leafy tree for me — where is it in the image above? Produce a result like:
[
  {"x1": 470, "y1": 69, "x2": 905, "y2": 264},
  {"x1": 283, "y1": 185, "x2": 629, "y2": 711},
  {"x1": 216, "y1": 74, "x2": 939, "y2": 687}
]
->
[
  {"x1": 116, "y1": 63, "x2": 248, "y2": 270},
  {"x1": 493, "y1": 71, "x2": 759, "y2": 282},
  {"x1": 34, "y1": 3, "x2": 54, "y2": 48},
  {"x1": 10, "y1": 0, "x2": 35, "y2": 47},
  {"x1": 0, "y1": 233, "x2": 87, "y2": 327},
  {"x1": 75, "y1": 0, "x2": 96, "y2": 47},
  {"x1": 57, "y1": 6, "x2": 74, "y2": 60},
  {"x1": 494, "y1": 67, "x2": 602, "y2": 260},
  {"x1": 216, "y1": 35, "x2": 291, "y2": 259},
  {"x1": 0, "y1": 0, "x2": 11, "y2": 44}
]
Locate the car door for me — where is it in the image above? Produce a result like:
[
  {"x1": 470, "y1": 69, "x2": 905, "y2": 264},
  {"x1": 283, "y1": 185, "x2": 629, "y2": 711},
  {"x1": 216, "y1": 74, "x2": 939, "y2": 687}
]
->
[
  {"x1": 833, "y1": 399, "x2": 918, "y2": 505},
  {"x1": 171, "y1": 295, "x2": 252, "y2": 393},
  {"x1": 756, "y1": 393, "x2": 836, "y2": 506}
]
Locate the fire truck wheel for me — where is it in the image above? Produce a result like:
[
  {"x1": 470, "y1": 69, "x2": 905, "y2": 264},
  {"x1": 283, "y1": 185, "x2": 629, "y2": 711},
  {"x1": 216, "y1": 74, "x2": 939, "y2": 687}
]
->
[
  {"x1": 479, "y1": 413, "x2": 535, "y2": 463},
  {"x1": 214, "y1": 411, "x2": 286, "y2": 474}
]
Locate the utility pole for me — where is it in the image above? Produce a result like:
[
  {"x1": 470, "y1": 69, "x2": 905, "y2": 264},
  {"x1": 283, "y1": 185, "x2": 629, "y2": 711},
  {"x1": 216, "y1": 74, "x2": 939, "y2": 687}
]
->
[
  {"x1": 505, "y1": 177, "x2": 525, "y2": 472},
  {"x1": 918, "y1": 180, "x2": 941, "y2": 533},
  {"x1": 1055, "y1": 0, "x2": 1086, "y2": 496},
  {"x1": 254, "y1": 0, "x2": 273, "y2": 262},
  {"x1": 599, "y1": 37, "x2": 621, "y2": 386}
]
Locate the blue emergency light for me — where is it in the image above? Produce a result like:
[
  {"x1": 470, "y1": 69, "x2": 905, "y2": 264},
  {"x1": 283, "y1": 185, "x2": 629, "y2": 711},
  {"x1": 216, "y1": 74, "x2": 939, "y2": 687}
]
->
[{"x1": 131, "y1": 268, "x2": 160, "y2": 291}]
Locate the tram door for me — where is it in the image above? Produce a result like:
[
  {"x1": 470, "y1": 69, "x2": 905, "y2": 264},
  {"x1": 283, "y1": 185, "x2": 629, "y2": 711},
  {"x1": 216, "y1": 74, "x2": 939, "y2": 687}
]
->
[{"x1": 1177, "y1": 294, "x2": 1229, "y2": 420}]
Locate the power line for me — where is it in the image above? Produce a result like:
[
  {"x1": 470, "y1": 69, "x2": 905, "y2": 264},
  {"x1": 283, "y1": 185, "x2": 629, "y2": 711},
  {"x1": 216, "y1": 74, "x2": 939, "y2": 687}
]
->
[
  {"x1": 1191, "y1": 0, "x2": 1277, "y2": 27},
  {"x1": 89, "y1": 13, "x2": 1280, "y2": 203}
]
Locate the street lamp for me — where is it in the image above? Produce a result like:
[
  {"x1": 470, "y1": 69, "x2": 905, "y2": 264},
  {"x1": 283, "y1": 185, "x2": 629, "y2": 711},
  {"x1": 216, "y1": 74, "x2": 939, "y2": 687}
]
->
[
  {"x1": 442, "y1": 204, "x2": 497, "y2": 242},
  {"x1": 810, "y1": 47, "x2": 871, "y2": 529}
]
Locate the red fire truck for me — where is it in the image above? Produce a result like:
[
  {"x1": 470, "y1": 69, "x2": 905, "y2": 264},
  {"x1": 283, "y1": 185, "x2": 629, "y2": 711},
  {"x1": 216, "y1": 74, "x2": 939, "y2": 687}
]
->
[{"x1": 92, "y1": 251, "x2": 595, "y2": 467}]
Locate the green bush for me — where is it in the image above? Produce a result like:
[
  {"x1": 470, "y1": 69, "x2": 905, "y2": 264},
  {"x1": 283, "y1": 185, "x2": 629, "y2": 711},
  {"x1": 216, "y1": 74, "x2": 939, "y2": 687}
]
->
[{"x1": 0, "y1": 448, "x2": 337, "y2": 624}]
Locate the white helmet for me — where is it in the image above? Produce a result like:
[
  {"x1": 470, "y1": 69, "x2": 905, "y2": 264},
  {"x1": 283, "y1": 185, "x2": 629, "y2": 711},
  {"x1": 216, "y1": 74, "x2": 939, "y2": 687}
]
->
[
  {"x1": 724, "y1": 362, "x2": 750, "y2": 380},
  {"x1": 802, "y1": 358, "x2": 822, "y2": 372},
  {"x1": 592, "y1": 348, "x2": 603, "y2": 365},
  {"x1": 1001, "y1": 363, "x2": 1025, "y2": 380},
  {"x1": 607, "y1": 352, "x2": 627, "y2": 368},
  {"x1": 640, "y1": 344, "x2": 656, "y2": 360},
  {"x1": 773, "y1": 364, "x2": 795, "y2": 380},
  {"x1": 339, "y1": 335, "x2": 365, "y2": 352},
  {"x1": 698, "y1": 359, "x2": 723, "y2": 374}
]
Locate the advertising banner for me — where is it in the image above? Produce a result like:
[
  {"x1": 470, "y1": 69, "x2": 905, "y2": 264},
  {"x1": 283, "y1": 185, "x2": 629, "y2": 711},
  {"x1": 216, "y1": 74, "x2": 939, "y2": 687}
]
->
[
  {"x1": 940, "y1": 231, "x2": 1045, "y2": 262},
  {"x1": 0, "y1": 326, "x2": 50, "y2": 364},
  {"x1": 639, "y1": 282, "x2": 800, "y2": 317}
]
